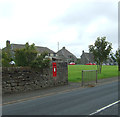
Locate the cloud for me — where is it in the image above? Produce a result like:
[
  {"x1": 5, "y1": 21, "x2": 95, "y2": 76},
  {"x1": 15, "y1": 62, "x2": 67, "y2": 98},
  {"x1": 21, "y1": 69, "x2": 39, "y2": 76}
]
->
[
  {"x1": 54, "y1": 0, "x2": 118, "y2": 25},
  {"x1": 0, "y1": 0, "x2": 118, "y2": 57},
  {"x1": 51, "y1": 0, "x2": 118, "y2": 56}
]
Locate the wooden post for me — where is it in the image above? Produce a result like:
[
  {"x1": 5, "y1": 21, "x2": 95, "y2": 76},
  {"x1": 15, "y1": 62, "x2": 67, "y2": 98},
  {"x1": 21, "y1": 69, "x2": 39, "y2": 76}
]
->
[
  {"x1": 96, "y1": 70, "x2": 97, "y2": 83},
  {"x1": 82, "y1": 70, "x2": 83, "y2": 86}
]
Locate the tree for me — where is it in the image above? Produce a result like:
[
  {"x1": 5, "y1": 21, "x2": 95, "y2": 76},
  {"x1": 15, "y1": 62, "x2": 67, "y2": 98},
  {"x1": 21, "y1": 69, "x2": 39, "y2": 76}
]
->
[
  {"x1": 2, "y1": 51, "x2": 11, "y2": 67},
  {"x1": 2, "y1": 43, "x2": 13, "y2": 67},
  {"x1": 5, "y1": 40, "x2": 12, "y2": 59},
  {"x1": 108, "y1": 49, "x2": 120, "y2": 71},
  {"x1": 75, "y1": 58, "x2": 81, "y2": 64},
  {"x1": 110, "y1": 52, "x2": 117, "y2": 64},
  {"x1": 89, "y1": 37, "x2": 112, "y2": 73},
  {"x1": 31, "y1": 52, "x2": 50, "y2": 70},
  {"x1": 15, "y1": 42, "x2": 37, "y2": 66},
  {"x1": 115, "y1": 48, "x2": 120, "y2": 71},
  {"x1": 15, "y1": 49, "x2": 26, "y2": 66}
]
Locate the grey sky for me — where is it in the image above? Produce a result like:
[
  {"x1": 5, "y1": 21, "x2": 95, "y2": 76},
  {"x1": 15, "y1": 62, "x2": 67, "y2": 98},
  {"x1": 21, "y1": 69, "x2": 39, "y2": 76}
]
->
[{"x1": 0, "y1": 0, "x2": 119, "y2": 57}]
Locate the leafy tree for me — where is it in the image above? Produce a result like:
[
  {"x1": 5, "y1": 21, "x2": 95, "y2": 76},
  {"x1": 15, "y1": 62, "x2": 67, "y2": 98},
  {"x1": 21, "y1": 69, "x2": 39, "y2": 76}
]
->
[
  {"x1": 5, "y1": 41, "x2": 12, "y2": 59},
  {"x1": 2, "y1": 51, "x2": 11, "y2": 67},
  {"x1": 2, "y1": 43, "x2": 13, "y2": 67},
  {"x1": 89, "y1": 37, "x2": 112, "y2": 73},
  {"x1": 75, "y1": 58, "x2": 81, "y2": 64},
  {"x1": 15, "y1": 49, "x2": 26, "y2": 66},
  {"x1": 107, "y1": 49, "x2": 120, "y2": 71},
  {"x1": 31, "y1": 52, "x2": 50, "y2": 70},
  {"x1": 115, "y1": 48, "x2": 120, "y2": 71},
  {"x1": 15, "y1": 42, "x2": 37, "y2": 66},
  {"x1": 110, "y1": 52, "x2": 117, "y2": 63}
]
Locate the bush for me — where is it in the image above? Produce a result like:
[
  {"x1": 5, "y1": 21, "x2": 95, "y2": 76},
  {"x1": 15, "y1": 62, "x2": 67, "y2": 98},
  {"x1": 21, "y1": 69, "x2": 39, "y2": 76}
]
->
[
  {"x1": 2, "y1": 51, "x2": 11, "y2": 67},
  {"x1": 15, "y1": 43, "x2": 37, "y2": 66},
  {"x1": 31, "y1": 52, "x2": 50, "y2": 70}
]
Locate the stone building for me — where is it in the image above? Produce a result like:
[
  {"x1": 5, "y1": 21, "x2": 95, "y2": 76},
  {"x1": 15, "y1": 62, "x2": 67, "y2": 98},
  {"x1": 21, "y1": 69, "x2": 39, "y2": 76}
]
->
[
  {"x1": 80, "y1": 50, "x2": 95, "y2": 65},
  {"x1": 3, "y1": 40, "x2": 58, "y2": 61},
  {"x1": 57, "y1": 47, "x2": 77, "y2": 63},
  {"x1": 80, "y1": 50, "x2": 117, "y2": 65}
]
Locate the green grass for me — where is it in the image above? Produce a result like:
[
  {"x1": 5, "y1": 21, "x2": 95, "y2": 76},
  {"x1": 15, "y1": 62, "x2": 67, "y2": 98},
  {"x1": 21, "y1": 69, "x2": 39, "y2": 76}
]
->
[{"x1": 68, "y1": 65, "x2": 118, "y2": 82}]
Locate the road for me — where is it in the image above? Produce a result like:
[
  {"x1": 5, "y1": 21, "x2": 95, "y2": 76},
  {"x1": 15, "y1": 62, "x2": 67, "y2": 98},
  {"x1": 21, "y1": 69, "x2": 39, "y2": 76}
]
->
[{"x1": 2, "y1": 81, "x2": 119, "y2": 116}]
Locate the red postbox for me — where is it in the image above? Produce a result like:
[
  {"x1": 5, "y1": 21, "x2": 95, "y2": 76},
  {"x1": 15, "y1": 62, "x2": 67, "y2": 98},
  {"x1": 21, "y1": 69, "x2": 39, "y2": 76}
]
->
[{"x1": 53, "y1": 62, "x2": 57, "y2": 77}]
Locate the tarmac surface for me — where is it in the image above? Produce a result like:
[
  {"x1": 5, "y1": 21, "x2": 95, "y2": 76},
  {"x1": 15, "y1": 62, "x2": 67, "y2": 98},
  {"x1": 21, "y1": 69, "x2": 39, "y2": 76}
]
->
[
  {"x1": 2, "y1": 77, "x2": 119, "y2": 115},
  {"x1": 3, "y1": 77, "x2": 118, "y2": 104}
]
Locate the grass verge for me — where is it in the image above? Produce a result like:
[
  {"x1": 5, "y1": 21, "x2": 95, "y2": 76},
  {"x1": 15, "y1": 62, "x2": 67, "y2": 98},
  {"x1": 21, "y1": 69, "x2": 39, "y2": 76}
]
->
[{"x1": 68, "y1": 65, "x2": 118, "y2": 82}]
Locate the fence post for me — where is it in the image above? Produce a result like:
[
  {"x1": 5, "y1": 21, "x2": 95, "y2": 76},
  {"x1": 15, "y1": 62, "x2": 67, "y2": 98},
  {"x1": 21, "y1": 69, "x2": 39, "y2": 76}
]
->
[
  {"x1": 82, "y1": 70, "x2": 83, "y2": 86},
  {"x1": 96, "y1": 70, "x2": 97, "y2": 83}
]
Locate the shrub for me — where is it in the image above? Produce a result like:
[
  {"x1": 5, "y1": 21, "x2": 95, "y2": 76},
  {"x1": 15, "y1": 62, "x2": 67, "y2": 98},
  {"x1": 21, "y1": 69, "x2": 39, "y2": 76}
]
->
[
  {"x1": 31, "y1": 52, "x2": 50, "y2": 70},
  {"x1": 15, "y1": 43, "x2": 37, "y2": 66}
]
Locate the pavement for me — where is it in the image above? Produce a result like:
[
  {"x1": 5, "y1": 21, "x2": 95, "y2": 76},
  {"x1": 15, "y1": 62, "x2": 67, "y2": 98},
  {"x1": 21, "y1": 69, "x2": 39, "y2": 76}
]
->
[
  {"x1": 2, "y1": 77, "x2": 118, "y2": 104},
  {"x1": 2, "y1": 78, "x2": 119, "y2": 115}
]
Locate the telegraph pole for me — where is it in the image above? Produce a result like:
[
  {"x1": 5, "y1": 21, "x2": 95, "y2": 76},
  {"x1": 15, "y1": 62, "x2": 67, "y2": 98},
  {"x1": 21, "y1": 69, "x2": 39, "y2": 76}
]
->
[{"x1": 58, "y1": 42, "x2": 59, "y2": 51}]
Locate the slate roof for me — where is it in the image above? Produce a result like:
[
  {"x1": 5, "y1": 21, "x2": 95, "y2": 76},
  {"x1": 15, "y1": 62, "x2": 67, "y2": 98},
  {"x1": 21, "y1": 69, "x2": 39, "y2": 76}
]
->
[
  {"x1": 35, "y1": 46, "x2": 55, "y2": 54},
  {"x1": 80, "y1": 51, "x2": 95, "y2": 64},
  {"x1": 4, "y1": 43, "x2": 55, "y2": 54},
  {"x1": 83, "y1": 52, "x2": 94, "y2": 62},
  {"x1": 57, "y1": 47, "x2": 77, "y2": 61}
]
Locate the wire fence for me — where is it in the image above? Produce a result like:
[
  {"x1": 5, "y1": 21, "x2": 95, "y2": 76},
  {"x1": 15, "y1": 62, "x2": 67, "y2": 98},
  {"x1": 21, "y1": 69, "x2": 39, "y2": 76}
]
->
[{"x1": 82, "y1": 70, "x2": 97, "y2": 86}]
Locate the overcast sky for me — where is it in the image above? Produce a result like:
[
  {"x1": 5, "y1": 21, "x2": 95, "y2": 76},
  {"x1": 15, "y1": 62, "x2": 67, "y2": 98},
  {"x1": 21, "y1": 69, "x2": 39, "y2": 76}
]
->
[{"x1": 0, "y1": 0, "x2": 119, "y2": 57}]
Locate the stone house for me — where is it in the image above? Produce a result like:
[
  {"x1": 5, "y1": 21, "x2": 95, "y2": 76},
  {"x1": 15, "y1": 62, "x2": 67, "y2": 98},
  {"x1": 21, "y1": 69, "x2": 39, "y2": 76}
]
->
[
  {"x1": 3, "y1": 40, "x2": 58, "y2": 61},
  {"x1": 80, "y1": 50, "x2": 95, "y2": 65},
  {"x1": 57, "y1": 47, "x2": 77, "y2": 63},
  {"x1": 80, "y1": 50, "x2": 117, "y2": 65},
  {"x1": 103, "y1": 57, "x2": 117, "y2": 65}
]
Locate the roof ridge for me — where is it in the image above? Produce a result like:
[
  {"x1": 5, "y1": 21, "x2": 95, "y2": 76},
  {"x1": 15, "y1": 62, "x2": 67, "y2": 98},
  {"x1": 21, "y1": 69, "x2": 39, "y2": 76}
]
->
[
  {"x1": 9, "y1": 43, "x2": 55, "y2": 53},
  {"x1": 57, "y1": 47, "x2": 77, "y2": 58},
  {"x1": 11, "y1": 43, "x2": 24, "y2": 45},
  {"x1": 64, "y1": 48, "x2": 76, "y2": 57}
]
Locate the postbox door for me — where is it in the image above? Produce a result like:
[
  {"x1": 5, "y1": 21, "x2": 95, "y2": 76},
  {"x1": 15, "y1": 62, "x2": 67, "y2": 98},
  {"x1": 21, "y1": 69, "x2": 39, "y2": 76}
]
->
[{"x1": 53, "y1": 63, "x2": 57, "y2": 77}]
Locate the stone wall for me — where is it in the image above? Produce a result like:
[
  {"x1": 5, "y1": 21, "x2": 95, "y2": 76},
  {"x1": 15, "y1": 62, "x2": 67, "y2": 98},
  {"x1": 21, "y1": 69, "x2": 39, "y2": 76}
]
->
[{"x1": 2, "y1": 62, "x2": 68, "y2": 94}]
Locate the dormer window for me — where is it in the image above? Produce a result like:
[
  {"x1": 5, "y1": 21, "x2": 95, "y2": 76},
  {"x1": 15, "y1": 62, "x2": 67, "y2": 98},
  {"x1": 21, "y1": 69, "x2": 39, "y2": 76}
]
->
[
  {"x1": 48, "y1": 53, "x2": 50, "y2": 56},
  {"x1": 53, "y1": 53, "x2": 56, "y2": 57}
]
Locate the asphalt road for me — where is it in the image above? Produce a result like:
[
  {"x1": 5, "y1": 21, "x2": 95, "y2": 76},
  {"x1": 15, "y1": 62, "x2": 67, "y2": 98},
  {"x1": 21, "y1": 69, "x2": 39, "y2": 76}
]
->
[{"x1": 2, "y1": 81, "x2": 119, "y2": 116}]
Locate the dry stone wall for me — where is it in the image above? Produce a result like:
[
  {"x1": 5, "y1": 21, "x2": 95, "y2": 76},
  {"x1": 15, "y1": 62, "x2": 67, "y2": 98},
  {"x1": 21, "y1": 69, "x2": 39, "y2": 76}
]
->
[{"x1": 2, "y1": 62, "x2": 68, "y2": 94}]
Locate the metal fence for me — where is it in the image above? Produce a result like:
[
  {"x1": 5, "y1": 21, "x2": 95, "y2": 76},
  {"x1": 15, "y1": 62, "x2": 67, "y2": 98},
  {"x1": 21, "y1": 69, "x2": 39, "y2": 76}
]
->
[{"x1": 82, "y1": 70, "x2": 97, "y2": 86}]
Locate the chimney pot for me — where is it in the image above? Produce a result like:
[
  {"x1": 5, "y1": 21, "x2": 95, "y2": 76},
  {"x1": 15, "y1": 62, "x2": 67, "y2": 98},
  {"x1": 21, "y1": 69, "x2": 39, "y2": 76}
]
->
[{"x1": 6, "y1": 40, "x2": 10, "y2": 47}]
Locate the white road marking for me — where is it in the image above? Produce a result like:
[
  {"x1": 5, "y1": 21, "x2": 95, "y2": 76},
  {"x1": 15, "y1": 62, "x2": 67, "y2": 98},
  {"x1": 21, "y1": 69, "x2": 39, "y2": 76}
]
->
[{"x1": 89, "y1": 100, "x2": 120, "y2": 115}]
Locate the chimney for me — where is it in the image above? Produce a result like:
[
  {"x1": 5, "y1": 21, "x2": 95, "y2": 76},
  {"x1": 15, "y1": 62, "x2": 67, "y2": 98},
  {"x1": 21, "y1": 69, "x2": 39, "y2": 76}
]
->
[
  {"x1": 6, "y1": 40, "x2": 10, "y2": 47},
  {"x1": 63, "y1": 47, "x2": 65, "y2": 49},
  {"x1": 82, "y1": 50, "x2": 84, "y2": 53}
]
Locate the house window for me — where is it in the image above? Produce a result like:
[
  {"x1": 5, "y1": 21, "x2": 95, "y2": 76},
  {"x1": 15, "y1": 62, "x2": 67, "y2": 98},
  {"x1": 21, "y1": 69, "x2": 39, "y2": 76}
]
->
[
  {"x1": 53, "y1": 53, "x2": 56, "y2": 57},
  {"x1": 68, "y1": 55, "x2": 72, "y2": 58},
  {"x1": 48, "y1": 53, "x2": 50, "y2": 56}
]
